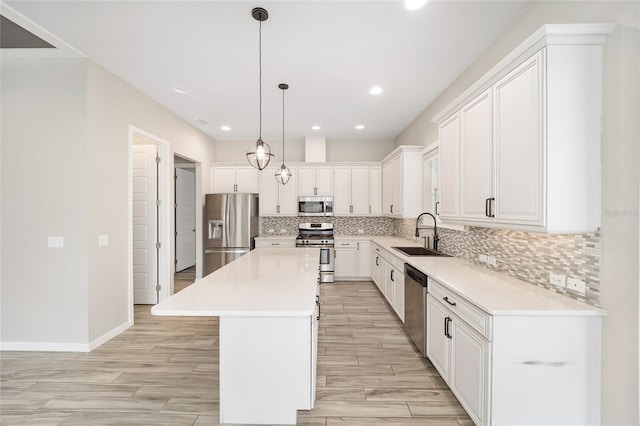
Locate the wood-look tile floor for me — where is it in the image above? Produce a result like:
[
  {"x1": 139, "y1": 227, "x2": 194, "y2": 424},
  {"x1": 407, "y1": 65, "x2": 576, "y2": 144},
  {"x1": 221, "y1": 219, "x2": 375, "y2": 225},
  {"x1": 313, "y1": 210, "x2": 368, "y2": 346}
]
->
[{"x1": 0, "y1": 280, "x2": 472, "y2": 425}]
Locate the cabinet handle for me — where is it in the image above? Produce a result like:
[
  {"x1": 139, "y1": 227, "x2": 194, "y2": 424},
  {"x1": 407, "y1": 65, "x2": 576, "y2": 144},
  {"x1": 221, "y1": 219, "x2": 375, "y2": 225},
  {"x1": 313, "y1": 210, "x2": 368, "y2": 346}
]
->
[
  {"x1": 390, "y1": 204, "x2": 394, "y2": 213},
  {"x1": 271, "y1": 242, "x2": 280, "y2": 246},
  {"x1": 376, "y1": 256, "x2": 379, "y2": 266},
  {"x1": 443, "y1": 296, "x2": 457, "y2": 306},
  {"x1": 435, "y1": 201, "x2": 440, "y2": 216},
  {"x1": 485, "y1": 198, "x2": 490, "y2": 217},
  {"x1": 350, "y1": 205, "x2": 353, "y2": 213},
  {"x1": 369, "y1": 205, "x2": 372, "y2": 213},
  {"x1": 357, "y1": 242, "x2": 360, "y2": 250},
  {"x1": 341, "y1": 242, "x2": 350, "y2": 246},
  {"x1": 314, "y1": 187, "x2": 318, "y2": 195},
  {"x1": 316, "y1": 295, "x2": 320, "y2": 320},
  {"x1": 276, "y1": 205, "x2": 280, "y2": 214},
  {"x1": 489, "y1": 197, "x2": 495, "y2": 218},
  {"x1": 390, "y1": 269, "x2": 395, "y2": 282},
  {"x1": 445, "y1": 317, "x2": 452, "y2": 339}
]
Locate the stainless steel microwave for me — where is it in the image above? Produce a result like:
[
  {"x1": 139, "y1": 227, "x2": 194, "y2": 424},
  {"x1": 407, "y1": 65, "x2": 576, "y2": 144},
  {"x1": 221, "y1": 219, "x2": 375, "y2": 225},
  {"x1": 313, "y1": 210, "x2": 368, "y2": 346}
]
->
[{"x1": 298, "y1": 196, "x2": 333, "y2": 216}]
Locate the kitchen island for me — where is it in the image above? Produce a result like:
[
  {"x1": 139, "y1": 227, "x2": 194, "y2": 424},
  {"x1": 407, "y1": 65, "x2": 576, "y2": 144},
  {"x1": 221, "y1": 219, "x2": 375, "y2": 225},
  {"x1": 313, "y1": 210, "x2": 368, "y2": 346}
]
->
[{"x1": 152, "y1": 247, "x2": 320, "y2": 425}]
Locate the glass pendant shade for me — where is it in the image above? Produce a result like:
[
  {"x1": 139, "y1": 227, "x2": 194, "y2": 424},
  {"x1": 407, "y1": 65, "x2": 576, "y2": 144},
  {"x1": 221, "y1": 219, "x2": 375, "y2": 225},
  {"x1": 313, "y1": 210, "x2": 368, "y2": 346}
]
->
[
  {"x1": 246, "y1": 138, "x2": 274, "y2": 170},
  {"x1": 275, "y1": 163, "x2": 291, "y2": 185}
]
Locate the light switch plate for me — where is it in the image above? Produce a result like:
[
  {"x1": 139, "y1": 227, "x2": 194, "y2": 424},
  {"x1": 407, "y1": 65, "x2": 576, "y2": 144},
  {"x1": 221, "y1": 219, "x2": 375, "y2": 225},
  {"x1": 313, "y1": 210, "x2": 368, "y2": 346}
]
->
[
  {"x1": 48, "y1": 236, "x2": 64, "y2": 248},
  {"x1": 549, "y1": 273, "x2": 566, "y2": 287},
  {"x1": 98, "y1": 234, "x2": 109, "y2": 246},
  {"x1": 567, "y1": 277, "x2": 586, "y2": 295}
]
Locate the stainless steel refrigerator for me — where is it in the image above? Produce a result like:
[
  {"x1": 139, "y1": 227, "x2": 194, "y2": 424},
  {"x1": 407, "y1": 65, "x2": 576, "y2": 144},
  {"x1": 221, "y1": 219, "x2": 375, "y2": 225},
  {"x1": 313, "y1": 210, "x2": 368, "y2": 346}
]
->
[{"x1": 204, "y1": 193, "x2": 259, "y2": 276}]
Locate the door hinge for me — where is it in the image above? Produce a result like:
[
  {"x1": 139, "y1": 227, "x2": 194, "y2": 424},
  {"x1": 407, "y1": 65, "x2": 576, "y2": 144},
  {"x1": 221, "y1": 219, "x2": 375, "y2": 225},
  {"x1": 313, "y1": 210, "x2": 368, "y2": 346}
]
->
[
  {"x1": 156, "y1": 199, "x2": 161, "y2": 206},
  {"x1": 174, "y1": 231, "x2": 178, "y2": 236},
  {"x1": 156, "y1": 284, "x2": 161, "y2": 292},
  {"x1": 156, "y1": 156, "x2": 161, "y2": 163},
  {"x1": 174, "y1": 174, "x2": 178, "y2": 180},
  {"x1": 174, "y1": 259, "x2": 178, "y2": 264},
  {"x1": 156, "y1": 241, "x2": 161, "y2": 249}
]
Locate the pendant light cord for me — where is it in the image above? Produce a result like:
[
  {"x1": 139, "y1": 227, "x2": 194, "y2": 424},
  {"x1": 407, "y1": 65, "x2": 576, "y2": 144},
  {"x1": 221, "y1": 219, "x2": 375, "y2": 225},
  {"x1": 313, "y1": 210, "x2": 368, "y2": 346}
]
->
[
  {"x1": 282, "y1": 86, "x2": 285, "y2": 162},
  {"x1": 259, "y1": 20, "x2": 263, "y2": 139}
]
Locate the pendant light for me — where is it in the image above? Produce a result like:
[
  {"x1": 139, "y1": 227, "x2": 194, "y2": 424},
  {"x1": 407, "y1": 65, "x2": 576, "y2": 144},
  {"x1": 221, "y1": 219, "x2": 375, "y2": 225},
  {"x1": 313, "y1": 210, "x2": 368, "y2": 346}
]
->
[
  {"x1": 246, "y1": 7, "x2": 274, "y2": 170},
  {"x1": 275, "y1": 83, "x2": 292, "y2": 185}
]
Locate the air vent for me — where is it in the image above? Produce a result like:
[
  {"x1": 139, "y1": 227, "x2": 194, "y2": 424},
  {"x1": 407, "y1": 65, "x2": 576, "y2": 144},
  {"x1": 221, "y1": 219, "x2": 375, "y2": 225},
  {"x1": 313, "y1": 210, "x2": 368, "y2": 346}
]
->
[{"x1": 194, "y1": 118, "x2": 210, "y2": 126}]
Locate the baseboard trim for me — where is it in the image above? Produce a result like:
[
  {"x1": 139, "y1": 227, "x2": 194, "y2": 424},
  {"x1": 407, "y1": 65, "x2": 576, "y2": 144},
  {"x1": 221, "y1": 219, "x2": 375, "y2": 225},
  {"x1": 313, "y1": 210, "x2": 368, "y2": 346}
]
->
[{"x1": 0, "y1": 320, "x2": 131, "y2": 353}]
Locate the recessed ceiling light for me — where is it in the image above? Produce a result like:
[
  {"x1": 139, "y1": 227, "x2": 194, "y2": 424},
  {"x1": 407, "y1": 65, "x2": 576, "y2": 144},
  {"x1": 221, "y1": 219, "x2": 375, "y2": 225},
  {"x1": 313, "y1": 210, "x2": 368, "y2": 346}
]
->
[
  {"x1": 173, "y1": 87, "x2": 188, "y2": 94},
  {"x1": 355, "y1": 125, "x2": 365, "y2": 130},
  {"x1": 194, "y1": 118, "x2": 210, "y2": 125},
  {"x1": 221, "y1": 126, "x2": 231, "y2": 131},
  {"x1": 369, "y1": 86, "x2": 383, "y2": 95},
  {"x1": 311, "y1": 125, "x2": 321, "y2": 130},
  {"x1": 404, "y1": 0, "x2": 427, "y2": 11}
]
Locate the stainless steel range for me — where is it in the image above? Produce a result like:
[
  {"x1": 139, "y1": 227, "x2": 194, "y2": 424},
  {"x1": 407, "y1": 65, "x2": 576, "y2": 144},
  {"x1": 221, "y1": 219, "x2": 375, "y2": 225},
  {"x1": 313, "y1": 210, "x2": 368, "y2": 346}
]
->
[{"x1": 296, "y1": 223, "x2": 335, "y2": 283}]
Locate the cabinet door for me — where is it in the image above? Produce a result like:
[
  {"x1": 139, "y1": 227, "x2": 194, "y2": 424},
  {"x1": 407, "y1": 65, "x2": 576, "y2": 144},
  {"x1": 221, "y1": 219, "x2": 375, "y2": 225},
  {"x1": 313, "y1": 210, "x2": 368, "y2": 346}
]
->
[
  {"x1": 335, "y1": 247, "x2": 357, "y2": 278},
  {"x1": 278, "y1": 166, "x2": 298, "y2": 215},
  {"x1": 426, "y1": 295, "x2": 451, "y2": 381},
  {"x1": 493, "y1": 51, "x2": 544, "y2": 226},
  {"x1": 315, "y1": 166, "x2": 334, "y2": 196},
  {"x1": 211, "y1": 166, "x2": 236, "y2": 193},
  {"x1": 297, "y1": 167, "x2": 316, "y2": 196},
  {"x1": 391, "y1": 155, "x2": 403, "y2": 217},
  {"x1": 258, "y1": 167, "x2": 279, "y2": 215},
  {"x1": 439, "y1": 113, "x2": 461, "y2": 219},
  {"x1": 351, "y1": 166, "x2": 370, "y2": 215},
  {"x1": 369, "y1": 166, "x2": 382, "y2": 215},
  {"x1": 423, "y1": 152, "x2": 439, "y2": 216},
  {"x1": 370, "y1": 247, "x2": 383, "y2": 290},
  {"x1": 333, "y1": 166, "x2": 352, "y2": 215},
  {"x1": 235, "y1": 167, "x2": 259, "y2": 192},
  {"x1": 382, "y1": 161, "x2": 393, "y2": 215},
  {"x1": 461, "y1": 90, "x2": 493, "y2": 221},
  {"x1": 450, "y1": 318, "x2": 490, "y2": 426},
  {"x1": 356, "y1": 241, "x2": 370, "y2": 278}
]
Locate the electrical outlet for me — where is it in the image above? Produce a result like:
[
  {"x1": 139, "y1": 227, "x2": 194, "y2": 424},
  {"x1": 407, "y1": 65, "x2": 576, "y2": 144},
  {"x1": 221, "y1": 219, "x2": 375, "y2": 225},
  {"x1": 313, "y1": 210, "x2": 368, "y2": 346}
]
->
[
  {"x1": 280, "y1": 229, "x2": 287, "y2": 234},
  {"x1": 48, "y1": 236, "x2": 64, "y2": 248},
  {"x1": 549, "y1": 273, "x2": 566, "y2": 287},
  {"x1": 478, "y1": 254, "x2": 487, "y2": 263},
  {"x1": 98, "y1": 234, "x2": 109, "y2": 247},
  {"x1": 358, "y1": 229, "x2": 364, "y2": 234},
  {"x1": 567, "y1": 277, "x2": 586, "y2": 295},
  {"x1": 268, "y1": 228, "x2": 275, "y2": 234},
  {"x1": 487, "y1": 256, "x2": 497, "y2": 267}
]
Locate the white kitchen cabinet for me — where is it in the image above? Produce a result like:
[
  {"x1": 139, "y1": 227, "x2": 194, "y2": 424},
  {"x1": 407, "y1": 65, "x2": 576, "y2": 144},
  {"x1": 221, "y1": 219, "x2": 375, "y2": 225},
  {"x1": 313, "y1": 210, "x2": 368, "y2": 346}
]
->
[
  {"x1": 381, "y1": 146, "x2": 423, "y2": 218},
  {"x1": 298, "y1": 165, "x2": 333, "y2": 196},
  {"x1": 438, "y1": 113, "x2": 461, "y2": 220},
  {"x1": 259, "y1": 166, "x2": 298, "y2": 216},
  {"x1": 422, "y1": 144, "x2": 440, "y2": 218},
  {"x1": 426, "y1": 294, "x2": 451, "y2": 380},
  {"x1": 432, "y1": 24, "x2": 612, "y2": 233},
  {"x1": 381, "y1": 252, "x2": 405, "y2": 322},
  {"x1": 460, "y1": 89, "x2": 493, "y2": 222},
  {"x1": 370, "y1": 243, "x2": 384, "y2": 291},
  {"x1": 333, "y1": 165, "x2": 379, "y2": 216},
  {"x1": 211, "y1": 165, "x2": 259, "y2": 193},
  {"x1": 335, "y1": 239, "x2": 371, "y2": 280}
]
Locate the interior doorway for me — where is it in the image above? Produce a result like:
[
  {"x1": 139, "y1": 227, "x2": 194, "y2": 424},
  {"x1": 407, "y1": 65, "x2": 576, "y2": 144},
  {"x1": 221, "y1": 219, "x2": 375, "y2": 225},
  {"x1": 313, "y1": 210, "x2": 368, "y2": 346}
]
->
[{"x1": 174, "y1": 155, "x2": 197, "y2": 293}]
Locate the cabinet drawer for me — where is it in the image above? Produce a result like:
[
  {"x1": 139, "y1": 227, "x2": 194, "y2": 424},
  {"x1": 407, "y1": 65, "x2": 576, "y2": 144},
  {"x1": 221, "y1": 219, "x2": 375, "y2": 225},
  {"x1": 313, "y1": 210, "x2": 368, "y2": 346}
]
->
[
  {"x1": 429, "y1": 279, "x2": 492, "y2": 340},
  {"x1": 255, "y1": 239, "x2": 296, "y2": 248},
  {"x1": 335, "y1": 241, "x2": 357, "y2": 249}
]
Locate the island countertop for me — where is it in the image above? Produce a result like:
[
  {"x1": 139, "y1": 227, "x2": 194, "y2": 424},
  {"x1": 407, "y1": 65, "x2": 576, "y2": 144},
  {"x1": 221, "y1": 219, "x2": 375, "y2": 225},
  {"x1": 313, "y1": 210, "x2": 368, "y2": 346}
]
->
[{"x1": 151, "y1": 247, "x2": 320, "y2": 317}]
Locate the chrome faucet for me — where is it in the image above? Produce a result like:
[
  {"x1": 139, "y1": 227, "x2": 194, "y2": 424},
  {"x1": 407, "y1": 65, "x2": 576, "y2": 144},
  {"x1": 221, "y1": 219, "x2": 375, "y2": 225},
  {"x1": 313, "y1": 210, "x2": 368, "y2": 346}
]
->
[{"x1": 415, "y1": 212, "x2": 439, "y2": 252}]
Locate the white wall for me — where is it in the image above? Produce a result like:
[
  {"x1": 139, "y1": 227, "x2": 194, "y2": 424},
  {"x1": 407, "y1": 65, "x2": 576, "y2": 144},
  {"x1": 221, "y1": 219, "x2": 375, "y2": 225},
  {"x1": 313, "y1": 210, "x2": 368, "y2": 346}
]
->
[
  {"x1": 1, "y1": 58, "x2": 217, "y2": 349},
  {"x1": 215, "y1": 138, "x2": 394, "y2": 163},
  {"x1": 395, "y1": 2, "x2": 640, "y2": 424},
  {"x1": 1, "y1": 59, "x2": 90, "y2": 347}
]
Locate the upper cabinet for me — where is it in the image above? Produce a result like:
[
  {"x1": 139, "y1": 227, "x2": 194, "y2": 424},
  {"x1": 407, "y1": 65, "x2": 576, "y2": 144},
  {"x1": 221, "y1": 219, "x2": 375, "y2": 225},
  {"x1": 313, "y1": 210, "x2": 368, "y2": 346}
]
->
[
  {"x1": 381, "y1": 146, "x2": 424, "y2": 219},
  {"x1": 259, "y1": 166, "x2": 298, "y2": 216},
  {"x1": 422, "y1": 143, "x2": 440, "y2": 219},
  {"x1": 334, "y1": 164, "x2": 382, "y2": 216},
  {"x1": 211, "y1": 164, "x2": 259, "y2": 193},
  {"x1": 433, "y1": 24, "x2": 614, "y2": 233},
  {"x1": 298, "y1": 165, "x2": 333, "y2": 196}
]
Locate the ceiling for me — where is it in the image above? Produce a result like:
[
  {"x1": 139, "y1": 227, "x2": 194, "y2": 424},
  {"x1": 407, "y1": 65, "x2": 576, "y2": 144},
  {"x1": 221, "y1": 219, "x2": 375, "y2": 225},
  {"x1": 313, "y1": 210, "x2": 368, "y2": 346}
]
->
[{"x1": 2, "y1": 1, "x2": 530, "y2": 143}]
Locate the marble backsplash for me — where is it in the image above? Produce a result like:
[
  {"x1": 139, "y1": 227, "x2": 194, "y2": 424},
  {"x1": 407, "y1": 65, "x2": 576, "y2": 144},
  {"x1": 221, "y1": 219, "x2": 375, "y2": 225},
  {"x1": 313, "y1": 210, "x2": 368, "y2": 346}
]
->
[
  {"x1": 261, "y1": 216, "x2": 394, "y2": 236},
  {"x1": 394, "y1": 218, "x2": 601, "y2": 307}
]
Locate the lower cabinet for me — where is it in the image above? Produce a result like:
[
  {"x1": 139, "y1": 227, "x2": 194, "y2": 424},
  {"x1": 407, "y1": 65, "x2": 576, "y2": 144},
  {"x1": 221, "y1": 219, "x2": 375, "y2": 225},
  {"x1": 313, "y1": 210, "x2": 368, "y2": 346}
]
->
[
  {"x1": 426, "y1": 278, "x2": 602, "y2": 426},
  {"x1": 372, "y1": 245, "x2": 405, "y2": 323},
  {"x1": 370, "y1": 243, "x2": 384, "y2": 291},
  {"x1": 255, "y1": 238, "x2": 296, "y2": 248},
  {"x1": 335, "y1": 239, "x2": 371, "y2": 280}
]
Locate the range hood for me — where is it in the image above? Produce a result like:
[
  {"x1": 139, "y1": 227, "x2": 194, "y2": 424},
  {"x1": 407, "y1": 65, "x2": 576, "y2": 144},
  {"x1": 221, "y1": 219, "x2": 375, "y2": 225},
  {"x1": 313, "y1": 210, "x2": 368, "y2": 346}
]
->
[{"x1": 305, "y1": 136, "x2": 326, "y2": 162}]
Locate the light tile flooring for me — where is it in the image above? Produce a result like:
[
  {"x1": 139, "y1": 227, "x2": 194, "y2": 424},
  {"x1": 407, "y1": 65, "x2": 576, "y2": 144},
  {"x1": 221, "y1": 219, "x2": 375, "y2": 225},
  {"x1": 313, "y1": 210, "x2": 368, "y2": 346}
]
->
[{"x1": 1, "y1": 278, "x2": 471, "y2": 425}]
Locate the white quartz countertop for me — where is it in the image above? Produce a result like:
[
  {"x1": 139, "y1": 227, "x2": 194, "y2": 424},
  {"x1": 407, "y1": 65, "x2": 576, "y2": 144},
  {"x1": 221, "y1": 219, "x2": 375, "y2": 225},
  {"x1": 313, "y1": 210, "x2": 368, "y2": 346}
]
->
[
  {"x1": 151, "y1": 248, "x2": 319, "y2": 317},
  {"x1": 368, "y1": 235, "x2": 606, "y2": 317},
  {"x1": 255, "y1": 235, "x2": 297, "y2": 239}
]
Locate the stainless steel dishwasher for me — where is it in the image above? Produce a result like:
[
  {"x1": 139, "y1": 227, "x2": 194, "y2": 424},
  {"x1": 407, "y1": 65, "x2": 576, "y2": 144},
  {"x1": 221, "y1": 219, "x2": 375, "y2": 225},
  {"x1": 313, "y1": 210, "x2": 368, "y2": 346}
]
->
[{"x1": 404, "y1": 263, "x2": 428, "y2": 357}]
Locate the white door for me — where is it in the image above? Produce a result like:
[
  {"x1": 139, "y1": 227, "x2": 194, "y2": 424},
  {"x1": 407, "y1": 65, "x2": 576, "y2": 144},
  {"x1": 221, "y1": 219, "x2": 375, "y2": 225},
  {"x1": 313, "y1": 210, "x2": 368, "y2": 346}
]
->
[
  {"x1": 235, "y1": 166, "x2": 259, "y2": 192},
  {"x1": 382, "y1": 161, "x2": 393, "y2": 215},
  {"x1": 279, "y1": 166, "x2": 298, "y2": 215},
  {"x1": 351, "y1": 166, "x2": 370, "y2": 215},
  {"x1": 175, "y1": 167, "x2": 196, "y2": 272},
  {"x1": 132, "y1": 145, "x2": 159, "y2": 304},
  {"x1": 369, "y1": 166, "x2": 382, "y2": 215},
  {"x1": 439, "y1": 112, "x2": 461, "y2": 219},
  {"x1": 333, "y1": 166, "x2": 352, "y2": 215},
  {"x1": 211, "y1": 166, "x2": 236, "y2": 192},
  {"x1": 426, "y1": 295, "x2": 451, "y2": 381},
  {"x1": 259, "y1": 166, "x2": 279, "y2": 215},
  {"x1": 314, "y1": 166, "x2": 334, "y2": 196},
  {"x1": 297, "y1": 166, "x2": 316, "y2": 196}
]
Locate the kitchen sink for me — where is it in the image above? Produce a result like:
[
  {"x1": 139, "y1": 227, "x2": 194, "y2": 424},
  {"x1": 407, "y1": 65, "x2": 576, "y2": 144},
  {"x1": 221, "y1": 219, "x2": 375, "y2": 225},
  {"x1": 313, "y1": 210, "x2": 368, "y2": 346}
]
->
[{"x1": 392, "y1": 246, "x2": 451, "y2": 257}]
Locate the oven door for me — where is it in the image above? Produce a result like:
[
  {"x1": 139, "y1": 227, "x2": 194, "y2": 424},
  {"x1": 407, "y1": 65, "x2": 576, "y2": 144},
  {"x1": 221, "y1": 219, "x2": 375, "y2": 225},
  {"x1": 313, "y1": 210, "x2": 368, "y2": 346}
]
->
[{"x1": 318, "y1": 247, "x2": 335, "y2": 283}]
